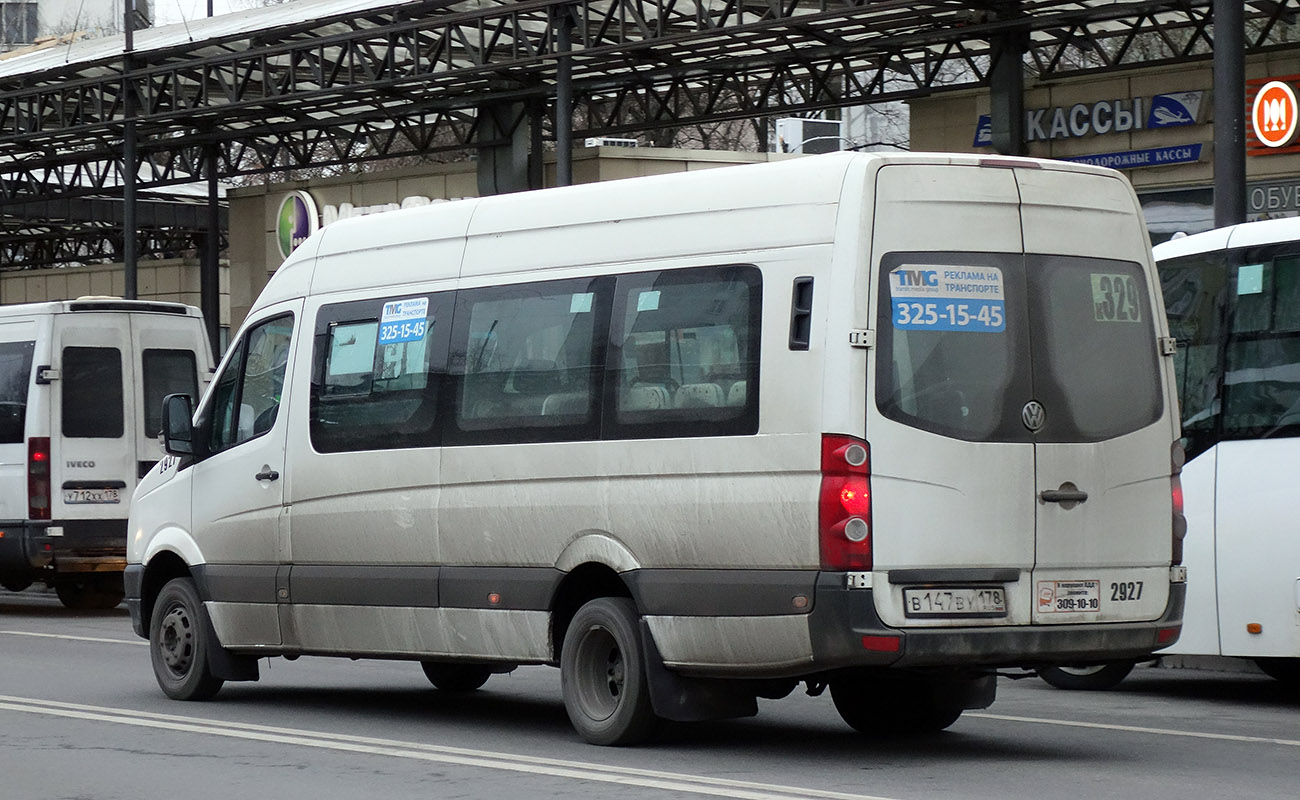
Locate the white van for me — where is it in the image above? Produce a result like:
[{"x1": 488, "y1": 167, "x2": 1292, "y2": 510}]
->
[
  {"x1": 0, "y1": 299, "x2": 213, "y2": 609},
  {"x1": 127, "y1": 152, "x2": 1186, "y2": 745}
]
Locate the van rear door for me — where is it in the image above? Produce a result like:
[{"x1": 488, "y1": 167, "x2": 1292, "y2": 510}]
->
[
  {"x1": 866, "y1": 162, "x2": 1174, "y2": 630},
  {"x1": 1017, "y1": 168, "x2": 1173, "y2": 624},
  {"x1": 53, "y1": 314, "x2": 135, "y2": 566},
  {"x1": 131, "y1": 313, "x2": 207, "y2": 478}
]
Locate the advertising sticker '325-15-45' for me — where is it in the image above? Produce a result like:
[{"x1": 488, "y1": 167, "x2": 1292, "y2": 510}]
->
[{"x1": 889, "y1": 265, "x2": 1006, "y2": 332}]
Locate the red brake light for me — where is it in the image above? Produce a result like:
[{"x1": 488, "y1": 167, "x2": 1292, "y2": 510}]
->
[
  {"x1": 28, "y1": 437, "x2": 51, "y2": 521},
  {"x1": 819, "y1": 434, "x2": 872, "y2": 570}
]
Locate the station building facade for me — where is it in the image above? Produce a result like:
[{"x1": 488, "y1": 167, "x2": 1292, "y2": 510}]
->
[{"x1": 909, "y1": 52, "x2": 1300, "y2": 245}]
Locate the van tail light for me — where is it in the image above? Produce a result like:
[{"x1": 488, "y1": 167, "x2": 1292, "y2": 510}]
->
[
  {"x1": 819, "y1": 434, "x2": 872, "y2": 570},
  {"x1": 28, "y1": 437, "x2": 51, "y2": 521},
  {"x1": 1170, "y1": 441, "x2": 1187, "y2": 566}
]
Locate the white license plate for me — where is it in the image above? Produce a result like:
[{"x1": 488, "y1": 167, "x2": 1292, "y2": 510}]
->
[
  {"x1": 1037, "y1": 579, "x2": 1101, "y2": 613},
  {"x1": 903, "y1": 586, "x2": 1007, "y2": 618},
  {"x1": 63, "y1": 488, "x2": 120, "y2": 504}
]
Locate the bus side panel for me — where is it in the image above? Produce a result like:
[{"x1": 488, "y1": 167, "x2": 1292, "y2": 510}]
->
[
  {"x1": 1213, "y1": 440, "x2": 1300, "y2": 658},
  {"x1": 1168, "y1": 447, "x2": 1220, "y2": 655}
]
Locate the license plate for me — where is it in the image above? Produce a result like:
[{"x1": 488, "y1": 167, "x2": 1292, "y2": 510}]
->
[
  {"x1": 1037, "y1": 579, "x2": 1101, "y2": 613},
  {"x1": 903, "y1": 586, "x2": 1007, "y2": 618},
  {"x1": 63, "y1": 488, "x2": 120, "y2": 504}
]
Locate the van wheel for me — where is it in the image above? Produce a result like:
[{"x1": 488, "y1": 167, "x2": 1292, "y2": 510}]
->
[
  {"x1": 0, "y1": 575, "x2": 32, "y2": 592},
  {"x1": 1254, "y1": 658, "x2": 1300, "y2": 685},
  {"x1": 560, "y1": 597, "x2": 657, "y2": 746},
  {"x1": 149, "y1": 578, "x2": 224, "y2": 701},
  {"x1": 421, "y1": 662, "x2": 493, "y2": 692},
  {"x1": 830, "y1": 677, "x2": 965, "y2": 735},
  {"x1": 54, "y1": 576, "x2": 124, "y2": 610},
  {"x1": 1038, "y1": 662, "x2": 1134, "y2": 690}
]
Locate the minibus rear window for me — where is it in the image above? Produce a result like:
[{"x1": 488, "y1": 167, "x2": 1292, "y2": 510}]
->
[
  {"x1": 1026, "y1": 255, "x2": 1162, "y2": 441},
  {"x1": 143, "y1": 349, "x2": 199, "y2": 437},
  {"x1": 876, "y1": 252, "x2": 1163, "y2": 443},
  {"x1": 0, "y1": 340, "x2": 34, "y2": 444},
  {"x1": 876, "y1": 253, "x2": 1030, "y2": 442},
  {"x1": 62, "y1": 347, "x2": 123, "y2": 439}
]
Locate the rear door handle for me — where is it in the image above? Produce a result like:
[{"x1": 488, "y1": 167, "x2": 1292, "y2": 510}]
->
[
  {"x1": 255, "y1": 466, "x2": 280, "y2": 482},
  {"x1": 1040, "y1": 481, "x2": 1087, "y2": 505},
  {"x1": 1040, "y1": 490, "x2": 1087, "y2": 503}
]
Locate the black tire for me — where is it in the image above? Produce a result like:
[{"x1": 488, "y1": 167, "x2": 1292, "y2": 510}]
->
[
  {"x1": 149, "y1": 578, "x2": 224, "y2": 701},
  {"x1": 560, "y1": 597, "x2": 657, "y2": 746},
  {"x1": 421, "y1": 661, "x2": 493, "y2": 692},
  {"x1": 0, "y1": 575, "x2": 32, "y2": 593},
  {"x1": 54, "y1": 575, "x2": 124, "y2": 610},
  {"x1": 830, "y1": 676, "x2": 965, "y2": 735},
  {"x1": 1038, "y1": 662, "x2": 1135, "y2": 691},
  {"x1": 1254, "y1": 658, "x2": 1300, "y2": 685}
]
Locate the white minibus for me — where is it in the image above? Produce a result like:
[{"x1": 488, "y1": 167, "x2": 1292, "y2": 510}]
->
[
  {"x1": 0, "y1": 299, "x2": 212, "y2": 609},
  {"x1": 1041, "y1": 216, "x2": 1300, "y2": 690},
  {"x1": 127, "y1": 152, "x2": 1186, "y2": 744}
]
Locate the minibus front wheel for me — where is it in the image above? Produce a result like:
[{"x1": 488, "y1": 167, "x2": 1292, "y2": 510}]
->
[
  {"x1": 149, "y1": 577, "x2": 224, "y2": 701},
  {"x1": 560, "y1": 597, "x2": 657, "y2": 746}
]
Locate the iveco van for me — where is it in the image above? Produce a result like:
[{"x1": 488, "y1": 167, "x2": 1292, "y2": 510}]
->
[
  {"x1": 0, "y1": 299, "x2": 212, "y2": 609},
  {"x1": 127, "y1": 152, "x2": 1185, "y2": 744}
]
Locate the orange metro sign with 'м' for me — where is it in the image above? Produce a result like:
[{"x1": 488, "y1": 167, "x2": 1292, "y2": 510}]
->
[{"x1": 1249, "y1": 77, "x2": 1300, "y2": 155}]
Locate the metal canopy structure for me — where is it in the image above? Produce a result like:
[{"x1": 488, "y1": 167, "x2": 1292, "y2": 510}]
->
[{"x1": 0, "y1": 0, "x2": 1295, "y2": 272}]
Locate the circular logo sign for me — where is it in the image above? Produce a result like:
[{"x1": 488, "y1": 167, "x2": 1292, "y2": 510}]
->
[
  {"x1": 1252, "y1": 80, "x2": 1300, "y2": 148},
  {"x1": 276, "y1": 191, "x2": 319, "y2": 260},
  {"x1": 1021, "y1": 400, "x2": 1046, "y2": 432}
]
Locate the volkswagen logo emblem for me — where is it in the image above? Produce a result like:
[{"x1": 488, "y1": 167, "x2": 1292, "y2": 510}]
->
[{"x1": 1021, "y1": 400, "x2": 1046, "y2": 432}]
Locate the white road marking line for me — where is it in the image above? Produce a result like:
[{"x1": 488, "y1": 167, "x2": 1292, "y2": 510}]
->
[
  {"x1": 967, "y1": 712, "x2": 1300, "y2": 747},
  {"x1": 0, "y1": 630, "x2": 147, "y2": 646},
  {"x1": 0, "y1": 695, "x2": 895, "y2": 800}
]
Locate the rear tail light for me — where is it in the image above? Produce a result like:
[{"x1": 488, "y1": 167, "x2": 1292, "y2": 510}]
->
[
  {"x1": 819, "y1": 434, "x2": 872, "y2": 570},
  {"x1": 28, "y1": 437, "x2": 50, "y2": 521},
  {"x1": 1170, "y1": 441, "x2": 1187, "y2": 565}
]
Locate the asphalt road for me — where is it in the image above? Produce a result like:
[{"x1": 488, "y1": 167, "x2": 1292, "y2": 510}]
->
[{"x1": 2, "y1": 590, "x2": 1297, "y2": 800}]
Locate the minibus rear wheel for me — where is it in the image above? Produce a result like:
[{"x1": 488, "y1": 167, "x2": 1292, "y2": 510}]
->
[
  {"x1": 149, "y1": 577, "x2": 224, "y2": 701},
  {"x1": 560, "y1": 597, "x2": 657, "y2": 746},
  {"x1": 421, "y1": 661, "x2": 493, "y2": 692}
]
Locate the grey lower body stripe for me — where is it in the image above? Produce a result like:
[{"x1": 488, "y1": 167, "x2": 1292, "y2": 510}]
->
[{"x1": 625, "y1": 568, "x2": 818, "y2": 617}]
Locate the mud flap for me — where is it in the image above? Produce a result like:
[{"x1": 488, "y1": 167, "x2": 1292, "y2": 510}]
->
[
  {"x1": 200, "y1": 605, "x2": 260, "y2": 682},
  {"x1": 638, "y1": 619, "x2": 757, "y2": 722}
]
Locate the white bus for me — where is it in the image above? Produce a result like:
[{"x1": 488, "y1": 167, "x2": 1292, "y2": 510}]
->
[
  {"x1": 127, "y1": 152, "x2": 1186, "y2": 744},
  {"x1": 1040, "y1": 217, "x2": 1300, "y2": 690}
]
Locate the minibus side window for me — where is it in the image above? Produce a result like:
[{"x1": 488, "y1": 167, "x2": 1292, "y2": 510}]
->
[
  {"x1": 446, "y1": 277, "x2": 610, "y2": 445},
  {"x1": 309, "y1": 294, "x2": 445, "y2": 453},
  {"x1": 606, "y1": 265, "x2": 761, "y2": 439},
  {"x1": 207, "y1": 315, "x2": 293, "y2": 454},
  {"x1": 0, "y1": 340, "x2": 34, "y2": 443},
  {"x1": 63, "y1": 347, "x2": 124, "y2": 438},
  {"x1": 142, "y1": 349, "x2": 199, "y2": 437}
]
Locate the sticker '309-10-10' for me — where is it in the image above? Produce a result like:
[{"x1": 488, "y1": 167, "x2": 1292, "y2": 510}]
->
[{"x1": 889, "y1": 266, "x2": 1006, "y2": 332}]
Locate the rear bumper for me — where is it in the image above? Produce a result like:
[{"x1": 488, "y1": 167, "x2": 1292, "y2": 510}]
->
[
  {"x1": 0, "y1": 520, "x2": 55, "y2": 572},
  {"x1": 0, "y1": 519, "x2": 126, "y2": 577},
  {"x1": 807, "y1": 573, "x2": 1186, "y2": 671}
]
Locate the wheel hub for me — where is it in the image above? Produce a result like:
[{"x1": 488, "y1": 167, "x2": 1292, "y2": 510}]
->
[{"x1": 159, "y1": 607, "x2": 194, "y2": 671}]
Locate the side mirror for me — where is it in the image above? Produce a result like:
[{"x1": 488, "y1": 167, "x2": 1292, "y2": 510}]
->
[{"x1": 161, "y1": 393, "x2": 195, "y2": 456}]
